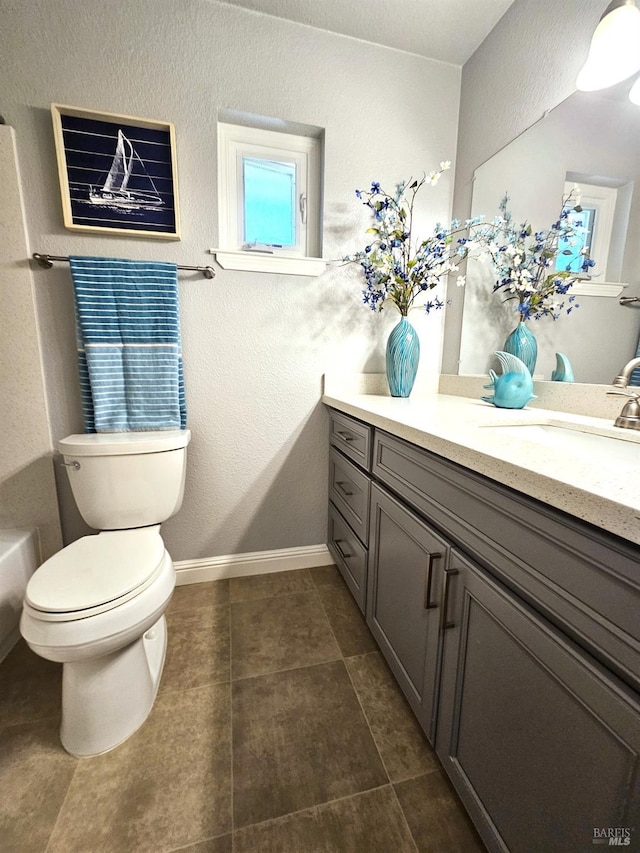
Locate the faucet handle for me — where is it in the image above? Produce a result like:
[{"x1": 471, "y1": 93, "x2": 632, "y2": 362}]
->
[{"x1": 607, "y1": 388, "x2": 640, "y2": 399}]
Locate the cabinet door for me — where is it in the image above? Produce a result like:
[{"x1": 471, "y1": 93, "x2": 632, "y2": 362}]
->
[
  {"x1": 436, "y1": 548, "x2": 640, "y2": 853},
  {"x1": 367, "y1": 482, "x2": 448, "y2": 743}
]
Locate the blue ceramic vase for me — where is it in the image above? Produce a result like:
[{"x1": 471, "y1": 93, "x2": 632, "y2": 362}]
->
[
  {"x1": 503, "y1": 321, "x2": 537, "y2": 376},
  {"x1": 386, "y1": 315, "x2": 420, "y2": 397}
]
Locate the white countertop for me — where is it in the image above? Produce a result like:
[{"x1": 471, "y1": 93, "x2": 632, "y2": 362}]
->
[{"x1": 323, "y1": 390, "x2": 640, "y2": 547}]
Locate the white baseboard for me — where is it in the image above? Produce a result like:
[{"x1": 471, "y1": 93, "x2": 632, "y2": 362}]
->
[{"x1": 174, "y1": 543, "x2": 334, "y2": 586}]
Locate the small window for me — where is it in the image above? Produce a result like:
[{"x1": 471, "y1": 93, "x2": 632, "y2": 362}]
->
[{"x1": 218, "y1": 121, "x2": 321, "y2": 259}]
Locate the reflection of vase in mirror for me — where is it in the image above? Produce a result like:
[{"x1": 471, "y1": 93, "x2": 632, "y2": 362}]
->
[
  {"x1": 457, "y1": 83, "x2": 640, "y2": 386},
  {"x1": 503, "y1": 322, "x2": 537, "y2": 376}
]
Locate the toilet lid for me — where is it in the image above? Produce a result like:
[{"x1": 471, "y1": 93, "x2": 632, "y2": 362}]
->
[{"x1": 26, "y1": 527, "x2": 165, "y2": 614}]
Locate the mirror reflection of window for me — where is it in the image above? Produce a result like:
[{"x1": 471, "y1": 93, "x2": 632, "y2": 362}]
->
[
  {"x1": 556, "y1": 206, "x2": 595, "y2": 274},
  {"x1": 558, "y1": 180, "x2": 619, "y2": 279}
]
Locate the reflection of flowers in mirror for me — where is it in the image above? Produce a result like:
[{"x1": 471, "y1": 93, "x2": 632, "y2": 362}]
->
[
  {"x1": 343, "y1": 162, "x2": 485, "y2": 317},
  {"x1": 474, "y1": 185, "x2": 597, "y2": 322}
]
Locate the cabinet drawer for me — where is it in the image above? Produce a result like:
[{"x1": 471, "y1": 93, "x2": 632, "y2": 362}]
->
[
  {"x1": 373, "y1": 429, "x2": 640, "y2": 692},
  {"x1": 328, "y1": 502, "x2": 367, "y2": 613},
  {"x1": 329, "y1": 447, "x2": 370, "y2": 545},
  {"x1": 329, "y1": 409, "x2": 372, "y2": 471}
]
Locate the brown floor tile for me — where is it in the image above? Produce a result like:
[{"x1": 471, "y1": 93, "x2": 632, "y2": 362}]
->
[
  {"x1": 169, "y1": 835, "x2": 232, "y2": 853},
  {"x1": 0, "y1": 717, "x2": 77, "y2": 853},
  {"x1": 0, "y1": 640, "x2": 62, "y2": 729},
  {"x1": 233, "y1": 785, "x2": 417, "y2": 853},
  {"x1": 310, "y1": 567, "x2": 377, "y2": 657},
  {"x1": 232, "y1": 660, "x2": 388, "y2": 829},
  {"x1": 168, "y1": 579, "x2": 230, "y2": 613},
  {"x1": 161, "y1": 603, "x2": 230, "y2": 692},
  {"x1": 230, "y1": 590, "x2": 340, "y2": 680},
  {"x1": 394, "y1": 771, "x2": 485, "y2": 853},
  {"x1": 346, "y1": 652, "x2": 438, "y2": 782},
  {"x1": 46, "y1": 684, "x2": 232, "y2": 853},
  {"x1": 230, "y1": 569, "x2": 314, "y2": 603}
]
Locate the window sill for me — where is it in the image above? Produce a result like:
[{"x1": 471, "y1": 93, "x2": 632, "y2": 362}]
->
[
  {"x1": 210, "y1": 249, "x2": 328, "y2": 277},
  {"x1": 571, "y1": 281, "x2": 628, "y2": 297}
]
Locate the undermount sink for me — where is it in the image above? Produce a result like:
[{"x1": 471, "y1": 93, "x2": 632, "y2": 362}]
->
[{"x1": 484, "y1": 421, "x2": 640, "y2": 466}]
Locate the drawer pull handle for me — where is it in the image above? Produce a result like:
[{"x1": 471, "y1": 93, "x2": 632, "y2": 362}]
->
[
  {"x1": 335, "y1": 480, "x2": 355, "y2": 497},
  {"x1": 336, "y1": 430, "x2": 355, "y2": 442},
  {"x1": 334, "y1": 539, "x2": 352, "y2": 560},
  {"x1": 424, "y1": 551, "x2": 443, "y2": 610},
  {"x1": 439, "y1": 567, "x2": 459, "y2": 631}
]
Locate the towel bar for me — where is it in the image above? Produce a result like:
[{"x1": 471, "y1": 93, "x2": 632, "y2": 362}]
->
[{"x1": 32, "y1": 253, "x2": 215, "y2": 279}]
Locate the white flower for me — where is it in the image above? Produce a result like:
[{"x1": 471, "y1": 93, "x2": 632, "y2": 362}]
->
[
  {"x1": 440, "y1": 160, "x2": 452, "y2": 171},
  {"x1": 427, "y1": 171, "x2": 441, "y2": 186},
  {"x1": 456, "y1": 275, "x2": 465, "y2": 287}
]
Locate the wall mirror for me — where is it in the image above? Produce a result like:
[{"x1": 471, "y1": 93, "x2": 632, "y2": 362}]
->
[{"x1": 458, "y1": 81, "x2": 640, "y2": 385}]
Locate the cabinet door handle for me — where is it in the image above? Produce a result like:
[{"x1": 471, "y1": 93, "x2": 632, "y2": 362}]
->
[
  {"x1": 335, "y1": 480, "x2": 355, "y2": 497},
  {"x1": 423, "y1": 551, "x2": 443, "y2": 610},
  {"x1": 336, "y1": 430, "x2": 354, "y2": 442},
  {"x1": 439, "y1": 567, "x2": 459, "y2": 631},
  {"x1": 334, "y1": 538, "x2": 352, "y2": 560}
]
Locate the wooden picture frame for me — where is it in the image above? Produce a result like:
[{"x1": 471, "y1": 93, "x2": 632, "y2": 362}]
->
[{"x1": 51, "y1": 104, "x2": 180, "y2": 240}]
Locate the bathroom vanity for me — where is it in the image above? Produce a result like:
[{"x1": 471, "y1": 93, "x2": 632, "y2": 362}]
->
[{"x1": 324, "y1": 388, "x2": 640, "y2": 853}]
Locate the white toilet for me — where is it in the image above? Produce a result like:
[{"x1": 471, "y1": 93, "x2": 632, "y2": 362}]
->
[{"x1": 20, "y1": 428, "x2": 191, "y2": 757}]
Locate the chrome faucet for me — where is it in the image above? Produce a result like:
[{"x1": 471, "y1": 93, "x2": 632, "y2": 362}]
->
[{"x1": 609, "y1": 357, "x2": 640, "y2": 430}]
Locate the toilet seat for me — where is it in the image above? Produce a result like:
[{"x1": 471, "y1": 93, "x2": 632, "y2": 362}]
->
[
  {"x1": 20, "y1": 548, "x2": 175, "y2": 663},
  {"x1": 26, "y1": 526, "x2": 165, "y2": 621}
]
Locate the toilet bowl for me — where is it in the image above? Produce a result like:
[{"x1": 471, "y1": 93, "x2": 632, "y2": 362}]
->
[
  {"x1": 20, "y1": 526, "x2": 175, "y2": 756},
  {"x1": 20, "y1": 429, "x2": 190, "y2": 756}
]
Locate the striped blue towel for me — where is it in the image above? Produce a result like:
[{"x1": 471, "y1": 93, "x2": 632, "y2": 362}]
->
[
  {"x1": 632, "y1": 333, "x2": 640, "y2": 387},
  {"x1": 69, "y1": 256, "x2": 186, "y2": 432}
]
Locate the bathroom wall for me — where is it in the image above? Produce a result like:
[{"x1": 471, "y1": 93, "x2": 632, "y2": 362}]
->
[
  {"x1": 0, "y1": 126, "x2": 63, "y2": 560},
  {"x1": 0, "y1": 0, "x2": 461, "y2": 561},
  {"x1": 442, "y1": 0, "x2": 607, "y2": 373}
]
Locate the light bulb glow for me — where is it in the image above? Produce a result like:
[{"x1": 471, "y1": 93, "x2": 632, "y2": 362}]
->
[{"x1": 577, "y1": 2, "x2": 640, "y2": 91}]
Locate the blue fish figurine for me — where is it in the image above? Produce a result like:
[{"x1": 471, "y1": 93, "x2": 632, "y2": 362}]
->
[{"x1": 481, "y1": 351, "x2": 536, "y2": 409}]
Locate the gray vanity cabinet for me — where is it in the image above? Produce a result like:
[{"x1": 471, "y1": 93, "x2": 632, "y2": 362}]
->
[
  {"x1": 367, "y1": 482, "x2": 447, "y2": 743},
  {"x1": 325, "y1": 407, "x2": 640, "y2": 853},
  {"x1": 436, "y1": 548, "x2": 640, "y2": 853}
]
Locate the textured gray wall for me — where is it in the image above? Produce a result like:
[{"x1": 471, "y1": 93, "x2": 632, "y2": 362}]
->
[
  {"x1": 0, "y1": 127, "x2": 63, "y2": 559},
  {"x1": 442, "y1": 0, "x2": 606, "y2": 374},
  {"x1": 0, "y1": 0, "x2": 461, "y2": 561}
]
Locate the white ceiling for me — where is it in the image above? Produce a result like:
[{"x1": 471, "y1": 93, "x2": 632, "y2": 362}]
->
[{"x1": 216, "y1": 0, "x2": 516, "y2": 65}]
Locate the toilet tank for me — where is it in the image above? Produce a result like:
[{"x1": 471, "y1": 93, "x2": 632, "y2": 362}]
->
[{"x1": 58, "y1": 430, "x2": 191, "y2": 530}]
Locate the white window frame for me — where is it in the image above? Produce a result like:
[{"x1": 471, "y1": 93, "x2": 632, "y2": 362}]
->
[
  {"x1": 564, "y1": 181, "x2": 616, "y2": 277},
  {"x1": 213, "y1": 122, "x2": 325, "y2": 276}
]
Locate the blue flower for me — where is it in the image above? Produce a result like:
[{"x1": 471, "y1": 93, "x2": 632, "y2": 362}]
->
[{"x1": 370, "y1": 181, "x2": 381, "y2": 194}]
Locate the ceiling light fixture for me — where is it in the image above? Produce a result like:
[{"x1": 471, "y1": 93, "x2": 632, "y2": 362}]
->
[{"x1": 576, "y1": 0, "x2": 640, "y2": 91}]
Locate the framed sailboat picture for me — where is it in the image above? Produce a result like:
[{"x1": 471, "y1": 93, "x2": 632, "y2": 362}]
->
[{"x1": 51, "y1": 104, "x2": 180, "y2": 239}]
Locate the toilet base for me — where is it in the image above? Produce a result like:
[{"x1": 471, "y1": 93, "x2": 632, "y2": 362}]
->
[{"x1": 60, "y1": 615, "x2": 167, "y2": 757}]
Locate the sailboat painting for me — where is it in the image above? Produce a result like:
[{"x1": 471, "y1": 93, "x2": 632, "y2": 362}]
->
[{"x1": 51, "y1": 104, "x2": 180, "y2": 239}]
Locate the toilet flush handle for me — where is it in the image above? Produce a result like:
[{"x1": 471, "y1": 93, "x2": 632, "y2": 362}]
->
[{"x1": 61, "y1": 459, "x2": 81, "y2": 471}]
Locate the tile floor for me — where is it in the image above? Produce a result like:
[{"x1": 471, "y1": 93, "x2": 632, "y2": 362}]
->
[{"x1": 0, "y1": 565, "x2": 485, "y2": 853}]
